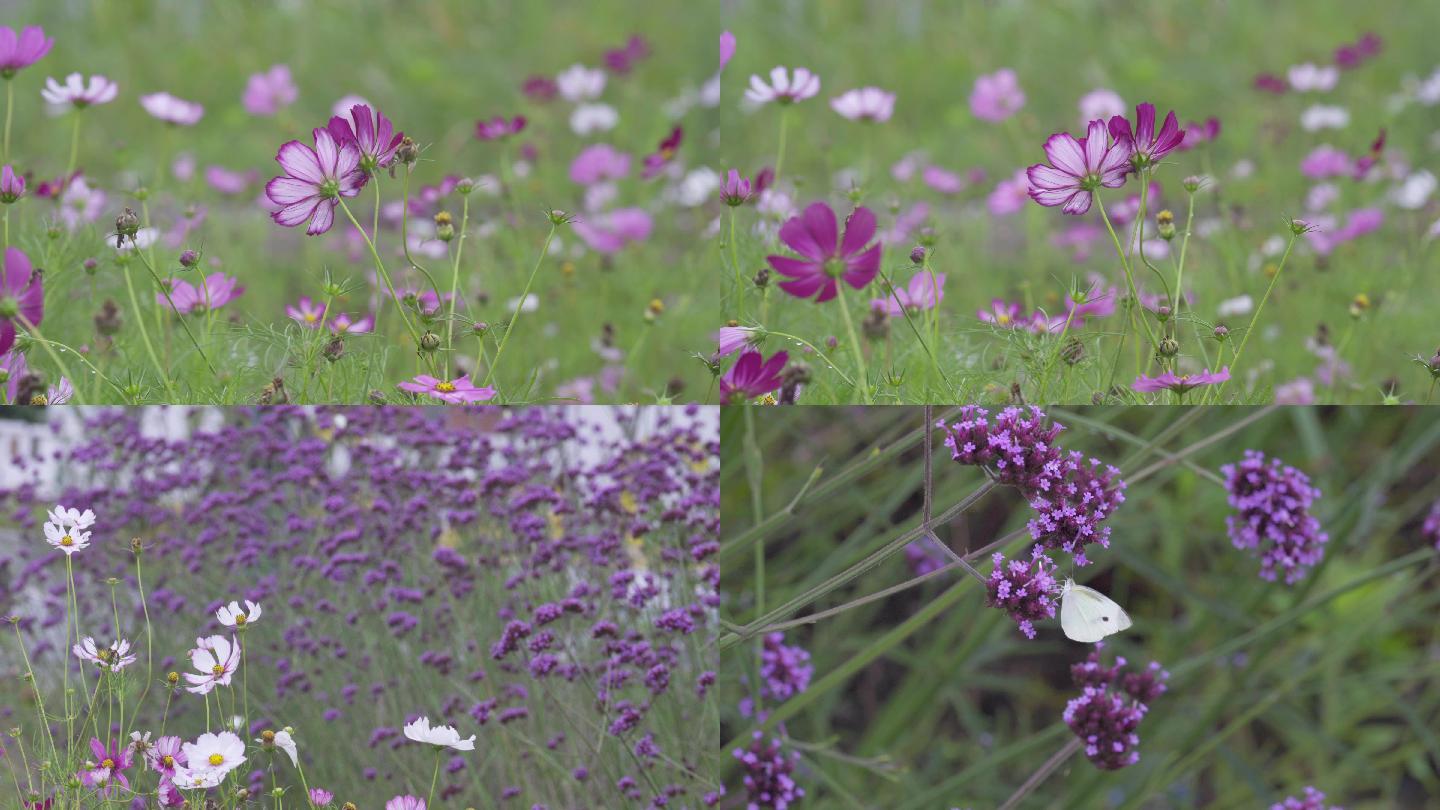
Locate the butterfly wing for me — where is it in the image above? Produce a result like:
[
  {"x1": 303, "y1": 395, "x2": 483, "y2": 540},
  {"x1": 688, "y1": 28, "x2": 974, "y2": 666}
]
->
[{"x1": 1060, "y1": 580, "x2": 1131, "y2": 643}]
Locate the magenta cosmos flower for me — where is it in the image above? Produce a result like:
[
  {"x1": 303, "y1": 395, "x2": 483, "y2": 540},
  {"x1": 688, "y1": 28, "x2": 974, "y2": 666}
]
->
[
  {"x1": 766, "y1": 202, "x2": 882, "y2": 302},
  {"x1": 573, "y1": 208, "x2": 652, "y2": 254},
  {"x1": 970, "y1": 68, "x2": 1025, "y2": 122},
  {"x1": 0, "y1": 164, "x2": 24, "y2": 203},
  {"x1": 266, "y1": 127, "x2": 367, "y2": 235},
  {"x1": 744, "y1": 67, "x2": 820, "y2": 105},
  {"x1": 327, "y1": 103, "x2": 404, "y2": 172},
  {"x1": 1027, "y1": 119, "x2": 1130, "y2": 215},
  {"x1": 872, "y1": 271, "x2": 944, "y2": 316},
  {"x1": 157, "y1": 273, "x2": 244, "y2": 314},
  {"x1": 329, "y1": 312, "x2": 373, "y2": 334},
  {"x1": 386, "y1": 797, "x2": 425, "y2": 810},
  {"x1": 1, "y1": 247, "x2": 43, "y2": 355},
  {"x1": 397, "y1": 375, "x2": 496, "y2": 404},
  {"x1": 139, "y1": 92, "x2": 204, "y2": 126},
  {"x1": 831, "y1": 87, "x2": 895, "y2": 122},
  {"x1": 1108, "y1": 103, "x2": 1184, "y2": 171},
  {"x1": 720, "y1": 350, "x2": 787, "y2": 404},
  {"x1": 1132, "y1": 367, "x2": 1229, "y2": 395},
  {"x1": 286, "y1": 296, "x2": 327, "y2": 328},
  {"x1": 977, "y1": 298, "x2": 1025, "y2": 328},
  {"x1": 0, "y1": 26, "x2": 53, "y2": 77},
  {"x1": 720, "y1": 169, "x2": 752, "y2": 205},
  {"x1": 41, "y1": 73, "x2": 118, "y2": 109},
  {"x1": 474, "y1": 114, "x2": 526, "y2": 142},
  {"x1": 242, "y1": 64, "x2": 298, "y2": 116},
  {"x1": 79, "y1": 738, "x2": 132, "y2": 797}
]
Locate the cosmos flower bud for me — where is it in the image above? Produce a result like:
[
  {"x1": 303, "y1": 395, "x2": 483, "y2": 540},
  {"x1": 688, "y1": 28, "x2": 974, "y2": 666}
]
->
[
  {"x1": 394, "y1": 136, "x2": 419, "y2": 167},
  {"x1": 95, "y1": 299, "x2": 122, "y2": 336},
  {"x1": 1156, "y1": 306, "x2": 1171, "y2": 322},
  {"x1": 1061, "y1": 337, "x2": 1084, "y2": 365},
  {"x1": 419, "y1": 331, "x2": 441, "y2": 352},
  {"x1": 473, "y1": 321, "x2": 489, "y2": 336},
  {"x1": 909, "y1": 245, "x2": 926, "y2": 264},
  {"x1": 861, "y1": 307, "x2": 889, "y2": 341},
  {"x1": 825, "y1": 335, "x2": 838, "y2": 350},
  {"x1": 546, "y1": 209, "x2": 572, "y2": 226},
  {"x1": 455, "y1": 177, "x2": 476, "y2": 195},
  {"x1": 114, "y1": 208, "x2": 140, "y2": 244},
  {"x1": 752, "y1": 267, "x2": 770, "y2": 289},
  {"x1": 344, "y1": 803, "x2": 358, "y2": 810},
  {"x1": 1156, "y1": 209, "x2": 1176, "y2": 240},
  {"x1": 82, "y1": 257, "x2": 98, "y2": 275},
  {"x1": 166, "y1": 671, "x2": 180, "y2": 685},
  {"x1": 0, "y1": 165, "x2": 24, "y2": 203},
  {"x1": 1182, "y1": 175, "x2": 1203, "y2": 193},
  {"x1": 322, "y1": 337, "x2": 345, "y2": 363},
  {"x1": 1213, "y1": 324, "x2": 1229, "y2": 340},
  {"x1": 1157, "y1": 338, "x2": 1179, "y2": 357},
  {"x1": 179, "y1": 249, "x2": 199, "y2": 268},
  {"x1": 129, "y1": 537, "x2": 142, "y2": 554},
  {"x1": 1290, "y1": 218, "x2": 1313, "y2": 236}
]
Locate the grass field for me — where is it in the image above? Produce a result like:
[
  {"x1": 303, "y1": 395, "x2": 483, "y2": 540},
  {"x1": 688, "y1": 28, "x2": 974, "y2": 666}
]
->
[
  {"x1": 716, "y1": 0, "x2": 1440, "y2": 405},
  {"x1": 720, "y1": 405, "x2": 1440, "y2": 808},
  {"x1": 1, "y1": 1, "x2": 720, "y2": 404}
]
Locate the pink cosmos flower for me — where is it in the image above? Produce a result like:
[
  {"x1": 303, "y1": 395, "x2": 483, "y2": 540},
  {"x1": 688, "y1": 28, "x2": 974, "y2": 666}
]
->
[
  {"x1": 716, "y1": 325, "x2": 762, "y2": 357},
  {"x1": 744, "y1": 67, "x2": 820, "y2": 105},
  {"x1": 766, "y1": 202, "x2": 882, "y2": 302},
  {"x1": 386, "y1": 797, "x2": 426, "y2": 810},
  {"x1": 266, "y1": 127, "x2": 367, "y2": 235},
  {"x1": 41, "y1": 73, "x2": 118, "y2": 109},
  {"x1": 641, "y1": 126, "x2": 683, "y2": 179},
  {"x1": 556, "y1": 64, "x2": 606, "y2": 102},
  {"x1": 573, "y1": 208, "x2": 653, "y2": 254},
  {"x1": 474, "y1": 114, "x2": 526, "y2": 142},
  {"x1": 977, "y1": 298, "x2": 1025, "y2": 328},
  {"x1": 922, "y1": 165, "x2": 963, "y2": 195},
  {"x1": 286, "y1": 296, "x2": 326, "y2": 328},
  {"x1": 1, "y1": 247, "x2": 43, "y2": 355},
  {"x1": 1, "y1": 349, "x2": 26, "y2": 402},
  {"x1": 1078, "y1": 89, "x2": 1126, "y2": 124},
  {"x1": 0, "y1": 164, "x2": 24, "y2": 203},
  {"x1": 830, "y1": 87, "x2": 895, "y2": 122},
  {"x1": 80, "y1": 738, "x2": 132, "y2": 797},
  {"x1": 521, "y1": 75, "x2": 558, "y2": 102},
  {"x1": 970, "y1": 69, "x2": 1025, "y2": 122},
  {"x1": 139, "y1": 92, "x2": 204, "y2": 126},
  {"x1": 0, "y1": 26, "x2": 53, "y2": 76},
  {"x1": 1108, "y1": 103, "x2": 1183, "y2": 171},
  {"x1": 570, "y1": 144, "x2": 631, "y2": 185},
  {"x1": 719, "y1": 169, "x2": 752, "y2": 205},
  {"x1": 329, "y1": 312, "x2": 373, "y2": 334},
  {"x1": 988, "y1": 168, "x2": 1030, "y2": 216},
  {"x1": 1177, "y1": 117, "x2": 1221, "y2": 150},
  {"x1": 183, "y1": 635, "x2": 239, "y2": 695},
  {"x1": 397, "y1": 375, "x2": 496, "y2": 404},
  {"x1": 719, "y1": 31, "x2": 736, "y2": 71},
  {"x1": 1300, "y1": 145, "x2": 1353, "y2": 180},
  {"x1": 1131, "y1": 367, "x2": 1230, "y2": 395},
  {"x1": 872, "y1": 272, "x2": 944, "y2": 316},
  {"x1": 157, "y1": 273, "x2": 244, "y2": 314},
  {"x1": 720, "y1": 350, "x2": 788, "y2": 404},
  {"x1": 146, "y1": 736, "x2": 187, "y2": 777},
  {"x1": 242, "y1": 64, "x2": 298, "y2": 116},
  {"x1": 327, "y1": 104, "x2": 404, "y2": 172},
  {"x1": 203, "y1": 165, "x2": 256, "y2": 195},
  {"x1": 1027, "y1": 119, "x2": 1130, "y2": 215}
]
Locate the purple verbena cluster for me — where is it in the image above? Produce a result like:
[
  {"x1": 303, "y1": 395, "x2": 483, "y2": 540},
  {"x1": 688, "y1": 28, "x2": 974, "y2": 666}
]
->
[
  {"x1": 759, "y1": 632, "x2": 814, "y2": 702},
  {"x1": 1423, "y1": 498, "x2": 1440, "y2": 550},
  {"x1": 1221, "y1": 450, "x2": 1329, "y2": 583},
  {"x1": 1271, "y1": 786, "x2": 1344, "y2": 810},
  {"x1": 984, "y1": 546, "x2": 1058, "y2": 639},
  {"x1": 1062, "y1": 650, "x2": 1168, "y2": 770},
  {"x1": 732, "y1": 732, "x2": 805, "y2": 810}
]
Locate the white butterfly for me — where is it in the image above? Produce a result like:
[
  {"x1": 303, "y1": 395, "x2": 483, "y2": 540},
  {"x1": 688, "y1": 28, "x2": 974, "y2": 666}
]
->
[{"x1": 1059, "y1": 578, "x2": 1132, "y2": 643}]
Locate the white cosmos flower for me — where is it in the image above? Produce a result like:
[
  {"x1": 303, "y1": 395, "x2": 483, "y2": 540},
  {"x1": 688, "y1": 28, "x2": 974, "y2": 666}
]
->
[
  {"x1": 114, "y1": 227, "x2": 160, "y2": 252},
  {"x1": 216, "y1": 600, "x2": 263, "y2": 628},
  {"x1": 44, "y1": 521, "x2": 91, "y2": 555},
  {"x1": 182, "y1": 731, "x2": 246, "y2": 778},
  {"x1": 1288, "y1": 63, "x2": 1339, "y2": 92},
  {"x1": 829, "y1": 87, "x2": 895, "y2": 122},
  {"x1": 1392, "y1": 170, "x2": 1436, "y2": 210},
  {"x1": 556, "y1": 64, "x2": 606, "y2": 102},
  {"x1": 507, "y1": 294, "x2": 539, "y2": 314},
  {"x1": 258, "y1": 728, "x2": 299, "y2": 766},
  {"x1": 47, "y1": 505, "x2": 97, "y2": 530},
  {"x1": 744, "y1": 66, "x2": 820, "y2": 105},
  {"x1": 1218, "y1": 294, "x2": 1254, "y2": 318},
  {"x1": 171, "y1": 766, "x2": 225, "y2": 790},
  {"x1": 73, "y1": 637, "x2": 138, "y2": 671},
  {"x1": 569, "y1": 103, "x2": 618, "y2": 136},
  {"x1": 403, "y1": 716, "x2": 475, "y2": 751},
  {"x1": 183, "y1": 635, "x2": 239, "y2": 695},
  {"x1": 1300, "y1": 104, "x2": 1349, "y2": 132}
]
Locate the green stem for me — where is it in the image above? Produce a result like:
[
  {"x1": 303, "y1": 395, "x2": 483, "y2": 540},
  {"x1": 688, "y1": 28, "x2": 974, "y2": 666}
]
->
[
  {"x1": 12, "y1": 312, "x2": 82, "y2": 403},
  {"x1": 134, "y1": 248, "x2": 220, "y2": 379},
  {"x1": 833, "y1": 282, "x2": 871, "y2": 403},
  {"x1": 426, "y1": 749, "x2": 442, "y2": 808},
  {"x1": 121, "y1": 259, "x2": 173, "y2": 396},
  {"x1": 65, "y1": 113, "x2": 82, "y2": 179},
  {"x1": 2, "y1": 79, "x2": 12, "y2": 164},
  {"x1": 773, "y1": 107, "x2": 790, "y2": 182},
  {"x1": 444, "y1": 194, "x2": 471, "y2": 379},
  {"x1": 1210, "y1": 230, "x2": 1298, "y2": 403},
  {"x1": 482, "y1": 223, "x2": 558, "y2": 392},
  {"x1": 337, "y1": 196, "x2": 422, "y2": 348},
  {"x1": 729, "y1": 207, "x2": 744, "y2": 321},
  {"x1": 1094, "y1": 194, "x2": 1158, "y2": 355}
]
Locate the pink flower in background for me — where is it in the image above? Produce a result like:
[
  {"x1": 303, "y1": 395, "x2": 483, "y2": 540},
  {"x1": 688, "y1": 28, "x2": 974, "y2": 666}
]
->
[
  {"x1": 265, "y1": 127, "x2": 366, "y2": 235},
  {"x1": 988, "y1": 168, "x2": 1030, "y2": 216},
  {"x1": 1132, "y1": 367, "x2": 1230, "y2": 395},
  {"x1": 719, "y1": 169, "x2": 752, "y2": 205},
  {"x1": 286, "y1": 296, "x2": 326, "y2": 328},
  {"x1": 641, "y1": 126, "x2": 683, "y2": 179},
  {"x1": 719, "y1": 31, "x2": 736, "y2": 70},
  {"x1": 766, "y1": 202, "x2": 882, "y2": 302},
  {"x1": 329, "y1": 312, "x2": 373, "y2": 334},
  {"x1": 569, "y1": 144, "x2": 631, "y2": 185},
  {"x1": 242, "y1": 64, "x2": 298, "y2": 116},
  {"x1": 603, "y1": 35, "x2": 651, "y2": 75},
  {"x1": 922, "y1": 165, "x2": 963, "y2": 194},
  {"x1": 204, "y1": 165, "x2": 256, "y2": 195},
  {"x1": 1253, "y1": 73, "x2": 1287, "y2": 94},
  {"x1": 0, "y1": 26, "x2": 53, "y2": 76},
  {"x1": 1027, "y1": 119, "x2": 1130, "y2": 215},
  {"x1": 157, "y1": 273, "x2": 244, "y2": 314},
  {"x1": 0, "y1": 247, "x2": 43, "y2": 355},
  {"x1": 0, "y1": 164, "x2": 24, "y2": 203},
  {"x1": 140, "y1": 92, "x2": 204, "y2": 126},
  {"x1": 327, "y1": 103, "x2": 403, "y2": 172},
  {"x1": 58, "y1": 176, "x2": 106, "y2": 229},
  {"x1": 573, "y1": 208, "x2": 653, "y2": 254},
  {"x1": 41, "y1": 73, "x2": 118, "y2": 109},
  {"x1": 1300, "y1": 145, "x2": 1353, "y2": 180},
  {"x1": 745, "y1": 67, "x2": 820, "y2": 105},
  {"x1": 474, "y1": 114, "x2": 526, "y2": 141},
  {"x1": 521, "y1": 75, "x2": 558, "y2": 102},
  {"x1": 385, "y1": 797, "x2": 426, "y2": 810},
  {"x1": 830, "y1": 87, "x2": 895, "y2": 122},
  {"x1": 1078, "y1": 89, "x2": 1126, "y2": 123},
  {"x1": 397, "y1": 375, "x2": 495, "y2": 404},
  {"x1": 721, "y1": 350, "x2": 788, "y2": 403},
  {"x1": 977, "y1": 298, "x2": 1025, "y2": 328},
  {"x1": 1108, "y1": 103, "x2": 1183, "y2": 171},
  {"x1": 1178, "y1": 117, "x2": 1221, "y2": 150},
  {"x1": 872, "y1": 272, "x2": 944, "y2": 316},
  {"x1": 970, "y1": 68, "x2": 1025, "y2": 122}
]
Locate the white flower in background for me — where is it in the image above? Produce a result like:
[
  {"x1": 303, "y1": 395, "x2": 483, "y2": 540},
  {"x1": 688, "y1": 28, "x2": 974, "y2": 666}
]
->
[
  {"x1": 569, "y1": 103, "x2": 618, "y2": 136},
  {"x1": 556, "y1": 64, "x2": 606, "y2": 102},
  {"x1": 183, "y1": 635, "x2": 240, "y2": 695},
  {"x1": 507, "y1": 294, "x2": 539, "y2": 314},
  {"x1": 744, "y1": 67, "x2": 820, "y2": 105},
  {"x1": 41, "y1": 73, "x2": 118, "y2": 111},
  {"x1": 73, "y1": 637, "x2": 137, "y2": 671},
  {"x1": 171, "y1": 766, "x2": 225, "y2": 790},
  {"x1": 331, "y1": 94, "x2": 370, "y2": 117},
  {"x1": 1306, "y1": 183, "x2": 1339, "y2": 211},
  {"x1": 1218, "y1": 294, "x2": 1254, "y2": 318},
  {"x1": 1288, "y1": 63, "x2": 1339, "y2": 92},
  {"x1": 403, "y1": 716, "x2": 475, "y2": 751},
  {"x1": 1300, "y1": 104, "x2": 1349, "y2": 132},
  {"x1": 1392, "y1": 170, "x2": 1436, "y2": 209},
  {"x1": 182, "y1": 731, "x2": 247, "y2": 778},
  {"x1": 1077, "y1": 88, "x2": 1126, "y2": 123},
  {"x1": 1413, "y1": 67, "x2": 1440, "y2": 105},
  {"x1": 830, "y1": 87, "x2": 895, "y2": 122},
  {"x1": 44, "y1": 521, "x2": 91, "y2": 555},
  {"x1": 216, "y1": 600, "x2": 263, "y2": 628},
  {"x1": 672, "y1": 167, "x2": 720, "y2": 208},
  {"x1": 114, "y1": 227, "x2": 159, "y2": 252},
  {"x1": 48, "y1": 505, "x2": 96, "y2": 531}
]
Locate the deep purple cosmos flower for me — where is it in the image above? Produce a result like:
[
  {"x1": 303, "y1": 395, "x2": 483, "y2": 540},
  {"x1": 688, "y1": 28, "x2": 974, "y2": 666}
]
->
[
  {"x1": 397, "y1": 374, "x2": 496, "y2": 404},
  {"x1": 766, "y1": 202, "x2": 882, "y2": 302},
  {"x1": 871, "y1": 271, "x2": 943, "y2": 316},
  {"x1": 0, "y1": 164, "x2": 23, "y2": 202},
  {"x1": 986, "y1": 547, "x2": 1058, "y2": 639},
  {"x1": 327, "y1": 104, "x2": 404, "y2": 175},
  {"x1": 474, "y1": 114, "x2": 526, "y2": 142},
  {"x1": 641, "y1": 126, "x2": 683, "y2": 179},
  {"x1": 1027, "y1": 119, "x2": 1130, "y2": 215},
  {"x1": 1271, "y1": 786, "x2": 1343, "y2": 810},
  {"x1": 1222, "y1": 450, "x2": 1329, "y2": 583},
  {"x1": 0, "y1": 26, "x2": 53, "y2": 76},
  {"x1": 266, "y1": 127, "x2": 367, "y2": 235},
  {"x1": 1131, "y1": 367, "x2": 1230, "y2": 397},
  {"x1": 79, "y1": 738, "x2": 133, "y2": 796},
  {"x1": 0, "y1": 246, "x2": 43, "y2": 355},
  {"x1": 1108, "y1": 103, "x2": 1185, "y2": 171},
  {"x1": 720, "y1": 350, "x2": 787, "y2": 404}
]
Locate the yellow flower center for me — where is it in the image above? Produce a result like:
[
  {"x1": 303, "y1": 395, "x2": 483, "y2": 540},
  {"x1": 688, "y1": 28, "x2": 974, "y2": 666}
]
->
[
  {"x1": 97, "y1": 649, "x2": 113, "y2": 661},
  {"x1": 996, "y1": 313, "x2": 1010, "y2": 325},
  {"x1": 304, "y1": 312, "x2": 318, "y2": 322},
  {"x1": 212, "y1": 664, "x2": 225, "y2": 676},
  {"x1": 435, "y1": 381, "x2": 457, "y2": 393},
  {"x1": 209, "y1": 753, "x2": 224, "y2": 766},
  {"x1": 102, "y1": 758, "x2": 115, "y2": 769},
  {"x1": 234, "y1": 614, "x2": 247, "y2": 625},
  {"x1": 162, "y1": 755, "x2": 174, "y2": 767},
  {"x1": 60, "y1": 535, "x2": 74, "y2": 546}
]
